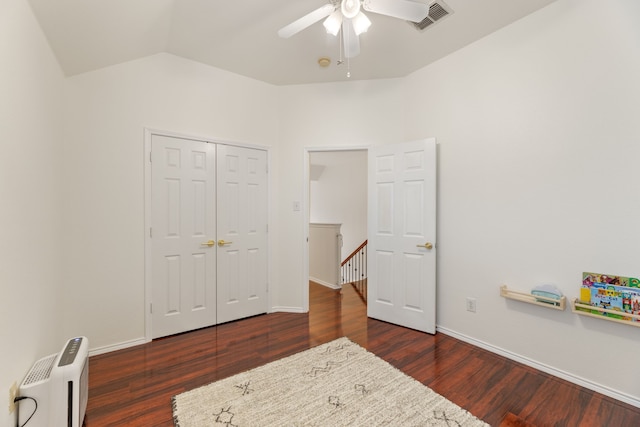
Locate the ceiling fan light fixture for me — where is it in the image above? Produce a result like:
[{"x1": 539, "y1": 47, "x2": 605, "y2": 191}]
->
[
  {"x1": 341, "y1": 0, "x2": 361, "y2": 19},
  {"x1": 352, "y1": 12, "x2": 371, "y2": 35},
  {"x1": 323, "y1": 10, "x2": 343, "y2": 35},
  {"x1": 280, "y1": 0, "x2": 436, "y2": 70}
]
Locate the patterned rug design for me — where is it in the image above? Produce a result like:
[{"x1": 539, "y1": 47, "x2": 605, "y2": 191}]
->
[{"x1": 172, "y1": 337, "x2": 489, "y2": 426}]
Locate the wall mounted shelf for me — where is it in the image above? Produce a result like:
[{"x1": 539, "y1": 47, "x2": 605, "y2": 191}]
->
[
  {"x1": 500, "y1": 285, "x2": 566, "y2": 311},
  {"x1": 571, "y1": 299, "x2": 640, "y2": 328}
]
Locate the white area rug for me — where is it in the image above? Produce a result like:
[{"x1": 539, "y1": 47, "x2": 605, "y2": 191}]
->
[{"x1": 172, "y1": 337, "x2": 489, "y2": 426}]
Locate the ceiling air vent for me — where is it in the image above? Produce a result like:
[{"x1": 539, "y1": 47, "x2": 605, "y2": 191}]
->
[{"x1": 411, "y1": 1, "x2": 453, "y2": 31}]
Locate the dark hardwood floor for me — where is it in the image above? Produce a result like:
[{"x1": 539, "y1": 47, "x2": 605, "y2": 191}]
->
[{"x1": 86, "y1": 282, "x2": 640, "y2": 426}]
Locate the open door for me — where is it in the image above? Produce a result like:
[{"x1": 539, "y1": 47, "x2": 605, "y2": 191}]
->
[{"x1": 367, "y1": 139, "x2": 437, "y2": 333}]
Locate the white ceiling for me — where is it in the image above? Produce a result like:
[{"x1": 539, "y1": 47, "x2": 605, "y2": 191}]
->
[{"x1": 27, "y1": 0, "x2": 557, "y2": 86}]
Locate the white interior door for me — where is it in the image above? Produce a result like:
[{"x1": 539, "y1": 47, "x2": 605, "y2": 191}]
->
[
  {"x1": 216, "y1": 144, "x2": 268, "y2": 323},
  {"x1": 367, "y1": 139, "x2": 437, "y2": 333},
  {"x1": 150, "y1": 135, "x2": 217, "y2": 338}
]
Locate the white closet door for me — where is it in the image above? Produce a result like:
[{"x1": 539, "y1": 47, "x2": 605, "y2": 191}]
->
[
  {"x1": 150, "y1": 135, "x2": 217, "y2": 338},
  {"x1": 216, "y1": 144, "x2": 269, "y2": 323},
  {"x1": 367, "y1": 139, "x2": 437, "y2": 334}
]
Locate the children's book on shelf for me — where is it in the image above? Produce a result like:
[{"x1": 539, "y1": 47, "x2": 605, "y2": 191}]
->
[{"x1": 580, "y1": 272, "x2": 640, "y2": 321}]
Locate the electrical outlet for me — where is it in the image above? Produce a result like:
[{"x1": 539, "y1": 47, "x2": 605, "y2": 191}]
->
[
  {"x1": 8, "y1": 381, "x2": 18, "y2": 414},
  {"x1": 466, "y1": 297, "x2": 477, "y2": 313}
]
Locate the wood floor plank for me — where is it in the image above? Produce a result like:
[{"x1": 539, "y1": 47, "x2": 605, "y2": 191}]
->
[{"x1": 85, "y1": 282, "x2": 640, "y2": 426}]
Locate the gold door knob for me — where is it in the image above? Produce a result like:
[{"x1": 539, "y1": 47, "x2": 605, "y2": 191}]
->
[
  {"x1": 416, "y1": 242, "x2": 433, "y2": 250},
  {"x1": 201, "y1": 240, "x2": 216, "y2": 247},
  {"x1": 218, "y1": 239, "x2": 233, "y2": 247}
]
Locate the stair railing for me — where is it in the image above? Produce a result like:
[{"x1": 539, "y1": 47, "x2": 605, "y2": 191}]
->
[{"x1": 341, "y1": 240, "x2": 367, "y2": 301}]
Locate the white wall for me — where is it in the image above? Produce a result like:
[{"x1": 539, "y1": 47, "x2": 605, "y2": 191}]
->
[
  {"x1": 0, "y1": 1, "x2": 65, "y2": 426},
  {"x1": 401, "y1": 0, "x2": 640, "y2": 403},
  {"x1": 61, "y1": 53, "x2": 279, "y2": 350},
  {"x1": 277, "y1": 0, "x2": 640, "y2": 407},
  {"x1": 310, "y1": 150, "x2": 367, "y2": 260},
  {"x1": 276, "y1": 79, "x2": 407, "y2": 310},
  {"x1": 309, "y1": 223, "x2": 342, "y2": 287}
]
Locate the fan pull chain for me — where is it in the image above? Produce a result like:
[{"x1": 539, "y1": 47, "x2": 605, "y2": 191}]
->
[
  {"x1": 339, "y1": 25, "x2": 344, "y2": 65},
  {"x1": 338, "y1": 21, "x2": 350, "y2": 78}
]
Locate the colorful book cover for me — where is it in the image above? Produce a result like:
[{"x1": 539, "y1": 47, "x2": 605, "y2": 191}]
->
[
  {"x1": 586, "y1": 281, "x2": 640, "y2": 321},
  {"x1": 621, "y1": 288, "x2": 640, "y2": 321},
  {"x1": 580, "y1": 273, "x2": 640, "y2": 321},
  {"x1": 590, "y1": 285, "x2": 624, "y2": 319},
  {"x1": 582, "y1": 272, "x2": 630, "y2": 287},
  {"x1": 625, "y1": 293, "x2": 640, "y2": 322}
]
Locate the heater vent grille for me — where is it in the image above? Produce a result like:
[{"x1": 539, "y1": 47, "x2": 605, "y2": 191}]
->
[
  {"x1": 411, "y1": 1, "x2": 453, "y2": 31},
  {"x1": 23, "y1": 354, "x2": 56, "y2": 385}
]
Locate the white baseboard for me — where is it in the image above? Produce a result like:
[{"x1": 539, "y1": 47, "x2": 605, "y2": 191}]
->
[
  {"x1": 88, "y1": 337, "x2": 148, "y2": 357},
  {"x1": 270, "y1": 306, "x2": 306, "y2": 313},
  {"x1": 309, "y1": 277, "x2": 341, "y2": 289},
  {"x1": 437, "y1": 326, "x2": 640, "y2": 409}
]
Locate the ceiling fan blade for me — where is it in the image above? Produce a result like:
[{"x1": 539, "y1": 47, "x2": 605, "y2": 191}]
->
[
  {"x1": 278, "y1": 4, "x2": 336, "y2": 38},
  {"x1": 342, "y1": 19, "x2": 360, "y2": 58},
  {"x1": 362, "y1": 0, "x2": 429, "y2": 22}
]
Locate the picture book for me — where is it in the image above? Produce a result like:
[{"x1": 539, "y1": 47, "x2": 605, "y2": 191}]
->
[{"x1": 580, "y1": 272, "x2": 640, "y2": 321}]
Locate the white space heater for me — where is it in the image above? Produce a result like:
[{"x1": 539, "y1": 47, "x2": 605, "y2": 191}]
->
[{"x1": 19, "y1": 336, "x2": 89, "y2": 427}]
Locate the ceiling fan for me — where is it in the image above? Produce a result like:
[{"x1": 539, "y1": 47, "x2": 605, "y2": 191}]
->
[{"x1": 278, "y1": 0, "x2": 430, "y2": 59}]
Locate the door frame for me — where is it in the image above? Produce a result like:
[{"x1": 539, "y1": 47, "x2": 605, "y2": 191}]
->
[
  {"x1": 302, "y1": 146, "x2": 368, "y2": 313},
  {"x1": 143, "y1": 128, "x2": 271, "y2": 342}
]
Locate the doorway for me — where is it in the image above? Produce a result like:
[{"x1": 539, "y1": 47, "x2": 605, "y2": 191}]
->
[
  {"x1": 306, "y1": 149, "x2": 368, "y2": 309},
  {"x1": 304, "y1": 139, "x2": 438, "y2": 334}
]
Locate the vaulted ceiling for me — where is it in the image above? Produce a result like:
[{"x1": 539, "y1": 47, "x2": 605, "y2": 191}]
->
[{"x1": 27, "y1": 0, "x2": 557, "y2": 86}]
